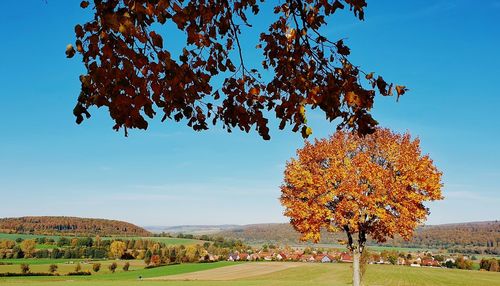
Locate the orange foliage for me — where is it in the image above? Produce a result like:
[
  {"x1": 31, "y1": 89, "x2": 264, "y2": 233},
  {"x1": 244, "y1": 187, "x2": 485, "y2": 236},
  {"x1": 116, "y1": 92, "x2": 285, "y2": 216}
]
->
[
  {"x1": 150, "y1": 254, "x2": 161, "y2": 266},
  {"x1": 280, "y1": 129, "x2": 442, "y2": 250},
  {"x1": 69, "y1": 1, "x2": 405, "y2": 139}
]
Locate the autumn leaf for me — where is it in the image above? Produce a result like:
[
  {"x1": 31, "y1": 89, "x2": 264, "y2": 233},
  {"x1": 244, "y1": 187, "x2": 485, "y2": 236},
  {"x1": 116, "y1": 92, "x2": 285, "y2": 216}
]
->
[
  {"x1": 345, "y1": 91, "x2": 361, "y2": 107},
  {"x1": 395, "y1": 85, "x2": 408, "y2": 100},
  {"x1": 65, "y1": 44, "x2": 76, "y2": 58},
  {"x1": 301, "y1": 126, "x2": 313, "y2": 138},
  {"x1": 149, "y1": 31, "x2": 163, "y2": 49},
  {"x1": 249, "y1": 87, "x2": 260, "y2": 95},
  {"x1": 76, "y1": 40, "x2": 83, "y2": 52}
]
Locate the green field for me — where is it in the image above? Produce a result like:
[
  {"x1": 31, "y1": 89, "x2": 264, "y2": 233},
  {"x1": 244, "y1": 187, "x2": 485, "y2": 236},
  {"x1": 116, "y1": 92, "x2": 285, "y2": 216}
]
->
[
  {"x1": 0, "y1": 259, "x2": 141, "y2": 274},
  {"x1": 0, "y1": 258, "x2": 95, "y2": 265},
  {"x1": 0, "y1": 233, "x2": 62, "y2": 241},
  {"x1": 117, "y1": 237, "x2": 204, "y2": 245},
  {"x1": 1, "y1": 261, "x2": 499, "y2": 286},
  {"x1": 0, "y1": 233, "x2": 204, "y2": 248}
]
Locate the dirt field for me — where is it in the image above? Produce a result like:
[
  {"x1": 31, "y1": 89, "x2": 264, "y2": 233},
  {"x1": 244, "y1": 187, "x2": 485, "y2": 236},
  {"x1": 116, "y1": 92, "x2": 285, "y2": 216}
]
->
[{"x1": 150, "y1": 262, "x2": 305, "y2": 281}]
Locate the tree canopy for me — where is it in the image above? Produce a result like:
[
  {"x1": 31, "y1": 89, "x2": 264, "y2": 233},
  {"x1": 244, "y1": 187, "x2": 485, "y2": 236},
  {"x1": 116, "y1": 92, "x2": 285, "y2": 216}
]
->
[
  {"x1": 280, "y1": 128, "x2": 442, "y2": 285},
  {"x1": 68, "y1": 0, "x2": 405, "y2": 139}
]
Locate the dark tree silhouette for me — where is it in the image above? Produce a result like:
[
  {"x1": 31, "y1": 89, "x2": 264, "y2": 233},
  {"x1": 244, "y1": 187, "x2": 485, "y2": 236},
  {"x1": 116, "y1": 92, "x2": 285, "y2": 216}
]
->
[{"x1": 68, "y1": 0, "x2": 406, "y2": 139}]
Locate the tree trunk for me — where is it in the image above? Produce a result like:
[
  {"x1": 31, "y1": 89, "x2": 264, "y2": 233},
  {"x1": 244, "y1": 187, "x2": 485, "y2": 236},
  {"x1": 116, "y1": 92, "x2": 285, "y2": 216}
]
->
[{"x1": 352, "y1": 249, "x2": 361, "y2": 286}]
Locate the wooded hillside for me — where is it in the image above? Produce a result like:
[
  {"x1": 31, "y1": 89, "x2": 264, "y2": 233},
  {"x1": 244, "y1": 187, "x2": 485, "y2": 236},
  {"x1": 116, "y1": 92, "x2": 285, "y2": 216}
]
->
[
  {"x1": 0, "y1": 216, "x2": 150, "y2": 237},
  {"x1": 217, "y1": 221, "x2": 500, "y2": 254}
]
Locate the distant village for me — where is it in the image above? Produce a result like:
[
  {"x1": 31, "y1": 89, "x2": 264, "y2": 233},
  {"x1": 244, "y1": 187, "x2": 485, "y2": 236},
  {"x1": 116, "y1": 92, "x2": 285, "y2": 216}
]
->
[
  {"x1": 2, "y1": 233, "x2": 498, "y2": 273},
  {"x1": 220, "y1": 247, "x2": 473, "y2": 269}
]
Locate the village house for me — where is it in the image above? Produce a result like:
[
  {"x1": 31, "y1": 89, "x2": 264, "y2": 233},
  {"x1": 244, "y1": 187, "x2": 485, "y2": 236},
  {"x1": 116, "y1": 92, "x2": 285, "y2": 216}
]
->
[
  {"x1": 421, "y1": 258, "x2": 440, "y2": 267},
  {"x1": 276, "y1": 252, "x2": 287, "y2": 261},
  {"x1": 301, "y1": 254, "x2": 315, "y2": 262},
  {"x1": 249, "y1": 253, "x2": 261, "y2": 261},
  {"x1": 340, "y1": 252, "x2": 353, "y2": 263},
  {"x1": 199, "y1": 254, "x2": 218, "y2": 262},
  {"x1": 315, "y1": 254, "x2": 335, "y2": 263},
  {"x1": 258, "y1": 251, "x2": 273, "y2": 261},
  {"x1": 227, "y1": 253, "x2": 240, "y2": 261},
  {"x1": 397, "y1": 257, "x2": 406, "y2": 265},
  {"x1": 239, "y1": 253, "x2": 249, "y2": 261},
  {"x1": 288, "y1": 253, "x2": 302, "y2": 261},
  {"x1": 444, "y1": 258, "x2": 455, "y2": 264}
]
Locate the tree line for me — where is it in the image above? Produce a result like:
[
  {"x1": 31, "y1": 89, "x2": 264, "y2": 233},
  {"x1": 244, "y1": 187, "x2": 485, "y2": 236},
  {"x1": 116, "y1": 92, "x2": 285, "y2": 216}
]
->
[
  {"x1": 0, "y1": 216, "x2": 150, "y2": 236},
  {"x1": 0, "y1": 234, "x2": 247, "y2": 262}
]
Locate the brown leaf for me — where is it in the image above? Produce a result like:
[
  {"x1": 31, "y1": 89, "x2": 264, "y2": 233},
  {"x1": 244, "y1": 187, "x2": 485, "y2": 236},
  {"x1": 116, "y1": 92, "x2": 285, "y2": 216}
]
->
[{"x1": 65, "y1": 44, "x2": 76, "y2": 58}]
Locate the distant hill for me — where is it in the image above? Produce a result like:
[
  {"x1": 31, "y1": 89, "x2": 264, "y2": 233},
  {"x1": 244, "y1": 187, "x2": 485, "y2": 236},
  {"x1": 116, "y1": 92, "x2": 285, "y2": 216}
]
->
[
  {"x1": 145, "y1": 225, "x2": 239, "y2": 235},
  {"x1": 216, "y1": 221, "x2": 500, "y2": 254},
  {"x1": 0, "y1": 216, "x2": 151, "y2": 237}
]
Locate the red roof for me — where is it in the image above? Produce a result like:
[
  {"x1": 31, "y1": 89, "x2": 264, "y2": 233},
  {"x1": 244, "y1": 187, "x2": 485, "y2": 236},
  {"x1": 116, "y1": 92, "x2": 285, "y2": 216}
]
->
[
  {"x1": 340, "y1": 253, "x2": 353, "y2": 262},
  {"x1": 421, "y1": 258, "x2": 440, "y2": 266},
  {"x1": 239, "y1": 253, "x2": 249, "y2": 259}
]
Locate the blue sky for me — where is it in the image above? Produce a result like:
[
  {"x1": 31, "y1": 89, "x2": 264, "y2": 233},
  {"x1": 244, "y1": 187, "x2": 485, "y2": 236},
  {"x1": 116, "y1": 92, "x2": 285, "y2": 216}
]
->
[{"x1": 0, "y1": 1, "x2": 499, "y2": 226}]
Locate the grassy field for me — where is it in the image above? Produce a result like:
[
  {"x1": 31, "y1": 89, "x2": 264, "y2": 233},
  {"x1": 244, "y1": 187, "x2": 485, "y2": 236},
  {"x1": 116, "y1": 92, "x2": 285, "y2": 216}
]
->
[
  {"x1": 0, "y1": 233, "x2": 204, "y2": 249},
  {"x1": 0, "y1": 233, "x2": 62, "y2": 241},
  {"x1": 0, "y1": 259, "x2": 145, "y2": 274},
  {"x1": 119, "y1": 237, "x2": 204, "y2": 245},
  {"x1": 1, "y1": 261, "x2": 499, "y2": 286},
  {"x1": 0, "y1": 258, "x2": 95, "y2": 265}
]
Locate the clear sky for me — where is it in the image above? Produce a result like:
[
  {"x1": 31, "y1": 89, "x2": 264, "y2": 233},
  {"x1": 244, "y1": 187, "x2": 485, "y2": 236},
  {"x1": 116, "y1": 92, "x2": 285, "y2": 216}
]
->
[{"x1": 0, "y1": 1, "x2": 499, "y2": 227}]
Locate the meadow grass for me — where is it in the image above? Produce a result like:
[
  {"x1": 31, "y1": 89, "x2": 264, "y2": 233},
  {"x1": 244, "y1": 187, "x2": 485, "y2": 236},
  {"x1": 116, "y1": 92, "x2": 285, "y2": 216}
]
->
[
  {"x1": 0, "y1": 261, "x2": 237, "y2": 283},
  {"x1": 0, "y1": 233, "x2": 204, "y2": 247},
  {"x1": 0, "y1": 233, "x2": 61, "y2": 241},
  {"x1": 0, "y1": 258, "x2": 94, "y2": 265},
  {"x1": 0, "y1": 262, "x2": 499, "y2": 286},
  {"x1": 35, "y1": 244, "x2": 59, "y2": 250},
  {"x1": 113, "y1": 237, "x2": 204, "y2": 245},
  {"x1": 0, "y1": 259, "x2": 143, "y2": 274}
]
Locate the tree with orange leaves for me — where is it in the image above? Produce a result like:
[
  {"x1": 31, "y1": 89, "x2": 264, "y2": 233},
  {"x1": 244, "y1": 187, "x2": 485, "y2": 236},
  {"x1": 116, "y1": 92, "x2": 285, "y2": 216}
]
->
[{"x1": 280, "y1": 129, "x2": 442, "y2": 286}]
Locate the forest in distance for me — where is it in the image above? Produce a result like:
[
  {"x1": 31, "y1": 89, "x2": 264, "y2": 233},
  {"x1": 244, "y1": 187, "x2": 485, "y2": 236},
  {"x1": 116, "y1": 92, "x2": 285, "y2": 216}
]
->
[
  {"x1": 0, "y1": 217, "x2": 150, "y2": 237},
  {"x1": 208, "y1": 221, "x2": 500, "y2": 255}
]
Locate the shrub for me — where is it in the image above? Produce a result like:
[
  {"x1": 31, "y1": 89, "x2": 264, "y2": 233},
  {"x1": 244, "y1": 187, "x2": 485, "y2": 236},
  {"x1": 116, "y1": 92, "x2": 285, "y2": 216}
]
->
[
  {"x1": 455, "y1": 256, "x2": 473, "y2": 270},
  {"x1": 490, "y1": 259, "x2": 499, "y2": 272},
  {"x1": 67, "y1": 271, "x2": 91, "y2": 276},
  {"x1": 49, "y1": 264, "x2": 58, "y2": 273},
  {"x1": 150, "y1": 255, "x2": 161, "y2": 266},
  {"x1": 108, "y1": 262, "x2": 117, "y2": 273},
  {"x1": 444, "y1": 260, "x2": 455, "y2": 268},
  {"x1": 20, "y1": 263, "x2": 30, "y2": 274},
  {"x1": 92, "y1": 263, "x2": 101, "y2": 272},
  {"x1": 121, "y1": 253, "x2": 135, "y2": 260},
  {"x1": 0, "y1": 272, "x2": 58, "y2": 277},
  {"x1": 123, "y1": 262, "x2": 130, "y2": 271}
]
